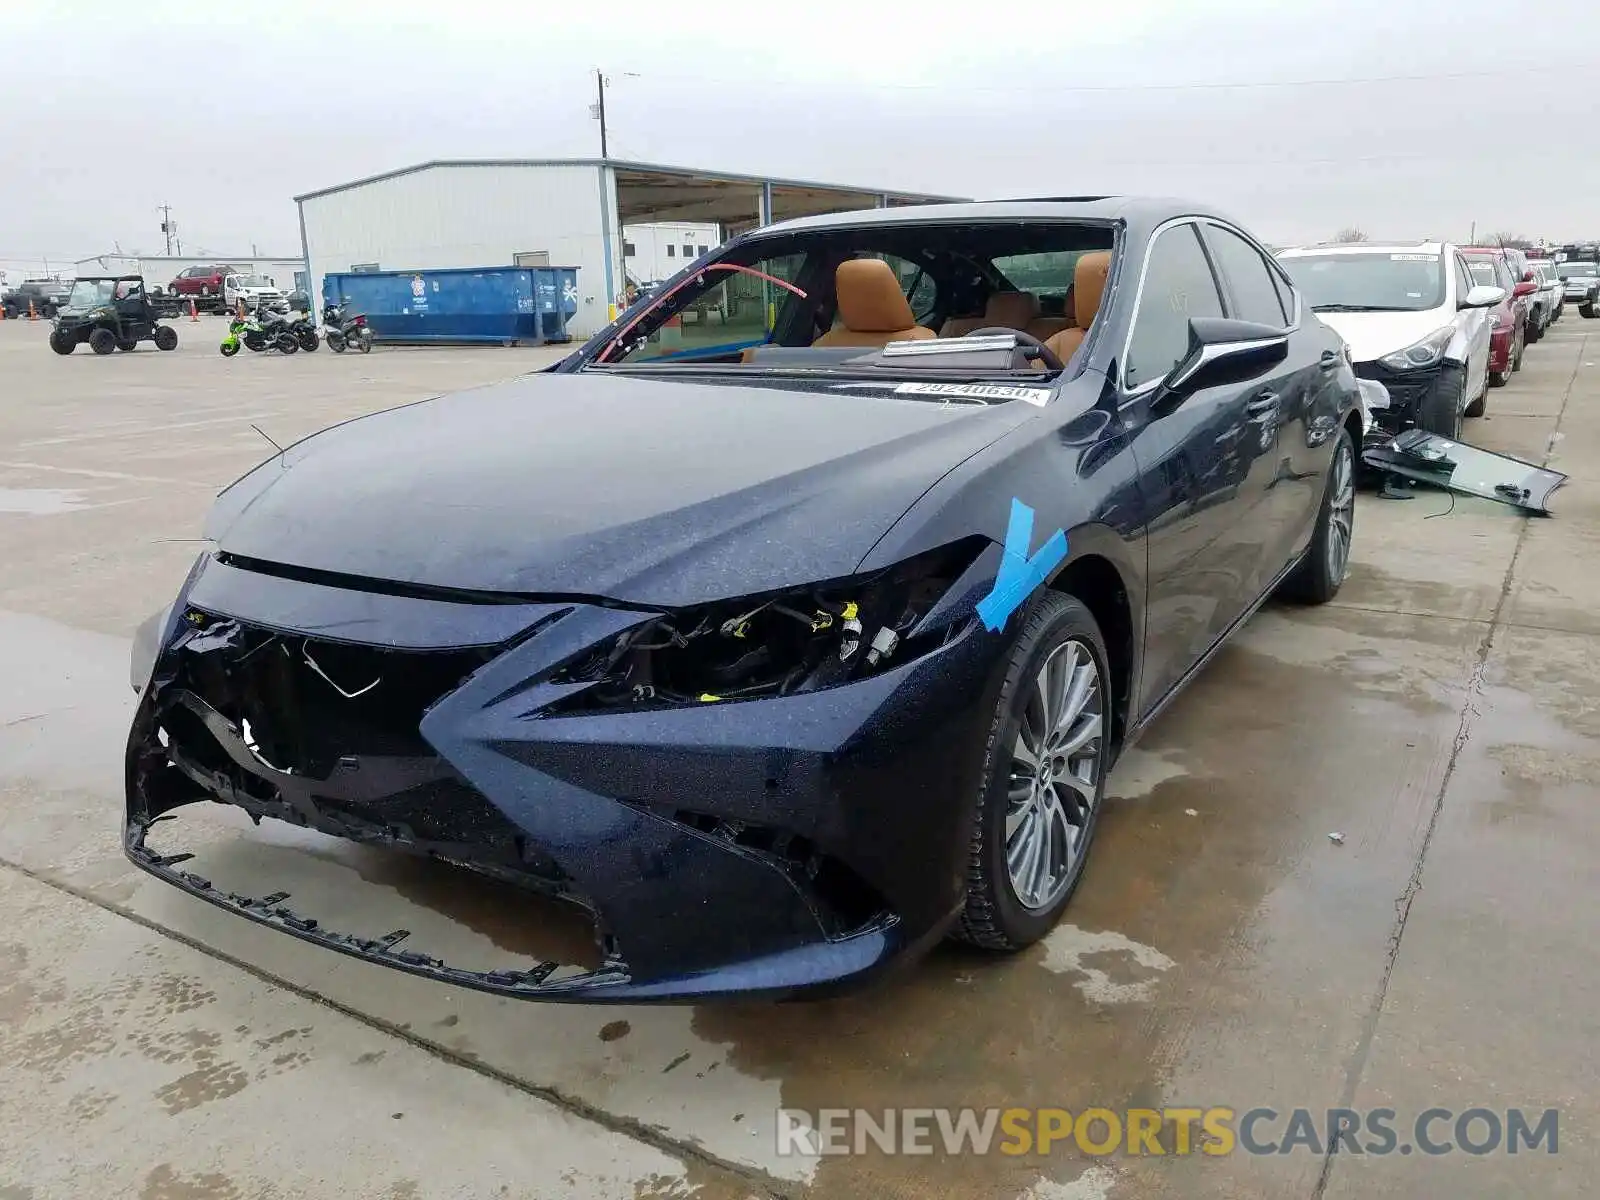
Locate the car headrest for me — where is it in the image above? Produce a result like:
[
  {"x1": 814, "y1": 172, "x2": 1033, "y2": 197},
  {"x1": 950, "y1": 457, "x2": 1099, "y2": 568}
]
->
[
  {"x1": 835, "y1": 259, "x2": 918, "y2": 333},
  {"x1": 1074, "y1": 251, "x2": 1112, "y2": 329},
  {"x1": 984, "y1": 290, "x2": 1040, "y2": 329}
]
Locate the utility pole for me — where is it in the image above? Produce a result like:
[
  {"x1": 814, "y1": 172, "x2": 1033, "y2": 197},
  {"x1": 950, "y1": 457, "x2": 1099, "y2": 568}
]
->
[
  {"x1": 159, "y1": 204, "x2": 175, "y2": 255},
  {"x1": 594, "y1": 69, "x2": 609, "y2": 159}
]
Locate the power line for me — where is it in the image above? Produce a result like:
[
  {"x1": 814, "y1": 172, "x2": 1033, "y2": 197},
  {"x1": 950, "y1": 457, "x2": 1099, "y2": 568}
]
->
[{"x1": 612, "y1": 59, "x2": 1586, "y2": 96}]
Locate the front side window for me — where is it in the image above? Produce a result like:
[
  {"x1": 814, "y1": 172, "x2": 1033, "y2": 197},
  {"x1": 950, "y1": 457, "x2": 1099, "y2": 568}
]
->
[
  {"x1": 1205, "y1": 225, "x2": 1287, "y2": 326},
  {"x1": 1280, "y1": 251, "x2": 1445, "y2": 313},
  {"x1": 1125, "y1": 224, "x2": 1225, "y2": 390}
]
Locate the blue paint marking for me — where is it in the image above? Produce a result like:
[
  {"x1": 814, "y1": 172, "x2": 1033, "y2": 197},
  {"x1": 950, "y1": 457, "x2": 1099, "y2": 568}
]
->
[{"x1": 976, "y1": 498, "x2": 1068, "y2": 632}]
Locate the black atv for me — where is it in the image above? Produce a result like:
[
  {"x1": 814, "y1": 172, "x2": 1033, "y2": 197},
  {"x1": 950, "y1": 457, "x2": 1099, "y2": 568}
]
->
[{"x1": 49, "y1": 275, "x2": 179, "y2": 355}]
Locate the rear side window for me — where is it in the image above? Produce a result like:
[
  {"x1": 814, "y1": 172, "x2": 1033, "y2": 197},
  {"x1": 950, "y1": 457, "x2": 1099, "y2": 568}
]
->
[
  {"x1": 1205, "y1": 225, "x2": 1287, "y2": 326},
  {"x1": 1125, "y1": 223, "x2": 1225, "y2": 390}
]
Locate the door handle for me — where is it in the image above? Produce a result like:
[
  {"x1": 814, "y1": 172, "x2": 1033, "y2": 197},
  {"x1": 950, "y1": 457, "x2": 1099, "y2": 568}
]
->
[
  {"x1": 1246, "y1": 392, "x2": 1279, "y2": 416},
  {"x1": 1318, "y1": 349, "x2": 1340, "y2": 371}
]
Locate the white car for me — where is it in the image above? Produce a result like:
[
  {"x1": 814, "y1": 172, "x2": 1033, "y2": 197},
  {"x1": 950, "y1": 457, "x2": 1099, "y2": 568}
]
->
[
  {"x1": 1276, "y1": 241, "x2": 1503, "y2": 438},
  {"x1": 223, "y1": 273, "x2": 284, "y2": 311}
]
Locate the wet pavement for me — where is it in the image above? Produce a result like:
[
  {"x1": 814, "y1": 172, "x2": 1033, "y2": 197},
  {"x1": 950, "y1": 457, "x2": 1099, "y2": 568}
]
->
[{"x1": 0, "y1": 315, "x2": 1595, "y2": 1198}]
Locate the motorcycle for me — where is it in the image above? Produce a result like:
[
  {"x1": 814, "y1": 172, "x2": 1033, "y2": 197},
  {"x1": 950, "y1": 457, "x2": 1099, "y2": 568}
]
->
[
  {"x1": 257, "y1": 302, "x2": 320, "y2": 352},
  {"x1": 323, "y1": 303, "x2": 373, "y2": 354},
  {"x1": 219, "y1": 312, "x2": 298, "y2": 356}
]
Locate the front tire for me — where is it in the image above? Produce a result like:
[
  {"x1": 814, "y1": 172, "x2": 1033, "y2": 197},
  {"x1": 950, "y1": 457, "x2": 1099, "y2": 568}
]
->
[
  {"x1": 219, "y1": 341, "x2": 240, "y2": 357},
  {"x1": 327, "y1": 331, "x2": 347, "y2": 352},
  {"x1": 956, "y1": 592, "x2": 1110, "y2": 951},
  {"x1": 1420, "y1": 362, "x2": 1464, "y2": 437},
  {"x1": 88, "y1": 328, "x2": 117, "y2": 355},
  {"x1": 1280, "y1": 425, "x2": 1355, "y2": 605},
  {"x1": 153, "y1": 325, "x2": 178, "y2": 351},
  {"x1": 1511, "y1": 324, "x2": 1525, "y2": 371},
  {"x1": 48, "y1": 331, "x2": 75, "y2": 355},
  {"x1": 1582, "y1": 301, "x2": 1597, "y2": 320}
]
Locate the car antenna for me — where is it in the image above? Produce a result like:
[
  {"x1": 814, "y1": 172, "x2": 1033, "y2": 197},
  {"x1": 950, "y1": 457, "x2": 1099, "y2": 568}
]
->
[{"x1": 250, "y1": 423, "x2": 287, "y2": 468}]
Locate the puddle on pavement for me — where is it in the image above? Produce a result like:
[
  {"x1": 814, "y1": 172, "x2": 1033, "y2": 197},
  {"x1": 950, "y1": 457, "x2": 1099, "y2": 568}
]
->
[
  {"x1": 689, "y1": 608, "x2": 1483, "y2": 1199},
  {"x1": 0, "y1": 488, "x2": 91, "y2": 515}
]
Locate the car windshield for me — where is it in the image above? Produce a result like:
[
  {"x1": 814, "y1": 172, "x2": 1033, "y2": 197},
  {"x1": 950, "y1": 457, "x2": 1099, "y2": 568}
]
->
[
  {"x1": 1557, "y1": 262, "x2": 1598, "y2": 278},
  {"x1": 64, "y1": 280, "x2": 115, "y2": 309},
  {"x1": 238, "y1": 275, "x2": 270, "y2": 288},
  {"x1": 583, "y1": 221, "x2": 1114, "y2": 387},
  {"x1": 1461, "y1": 256, "x2": 1505, "y2": 288},
  {"x1": 1279, "y1": 251, "x2": 1445, "y2": 312}
]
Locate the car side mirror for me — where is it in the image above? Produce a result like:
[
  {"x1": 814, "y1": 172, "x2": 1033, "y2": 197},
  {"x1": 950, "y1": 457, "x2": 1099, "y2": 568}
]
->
[
  {"x1": 1512, "y1": 280, "x2": 1538, "y2": 299},
  {"x1": 1153, "y1": 317, "x2": 1289, "y2": 407},
  {"x1": 1461, "y1": 284, "x2": 1505, "y2": 308}
]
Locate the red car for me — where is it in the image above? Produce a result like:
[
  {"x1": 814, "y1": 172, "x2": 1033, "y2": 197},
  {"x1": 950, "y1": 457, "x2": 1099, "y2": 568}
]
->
[
  {"x1": 167, "y1": 264, "x2": 243, "y2": 301},
  {"x1": 1460, "y1": 247, "x2": 1536, "y2": 385}
]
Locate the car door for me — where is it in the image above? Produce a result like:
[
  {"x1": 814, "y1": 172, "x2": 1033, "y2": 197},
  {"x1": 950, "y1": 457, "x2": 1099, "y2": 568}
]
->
[
  {"x1": 1198, "y1": 221, "x2": 1318, "y2": 584},
  {"x1": 1124, "y1": 221, "x2": 1285, "y2": 716},
  {"x1": 1454, "y1": 253, "x2": 1490, "y2": 398}
]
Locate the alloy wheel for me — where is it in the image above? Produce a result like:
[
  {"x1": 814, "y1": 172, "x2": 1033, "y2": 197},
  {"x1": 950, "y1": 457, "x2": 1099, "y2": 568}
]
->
[
  {"x1": 1326, "y1": 438, "x2": 1355, "y2": 584},
  {"x1": 1005, "y1": 639, "x2": 1105, "y2": 911}
]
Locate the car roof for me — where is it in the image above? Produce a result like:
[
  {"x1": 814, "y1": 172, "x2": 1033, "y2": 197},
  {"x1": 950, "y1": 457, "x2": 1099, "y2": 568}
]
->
[
  {"x1": 1278, "y1": 241, "x2": 1447, "y2": 257},
  {"x1": 753, "y1": 196, "x2": 1242, "y2": 237}
]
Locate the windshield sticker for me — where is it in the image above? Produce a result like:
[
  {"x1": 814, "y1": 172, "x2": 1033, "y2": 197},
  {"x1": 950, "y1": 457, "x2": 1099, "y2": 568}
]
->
[
  {"x1": 1390, "y1": 254, "x2": 1437, "y2": 262},
  {"x1": 893, "y1": 382, "x2": 1052, "y2": 406},
  {"x1": 976, "y1": 498, "x2": 1069, "y2": 632}
]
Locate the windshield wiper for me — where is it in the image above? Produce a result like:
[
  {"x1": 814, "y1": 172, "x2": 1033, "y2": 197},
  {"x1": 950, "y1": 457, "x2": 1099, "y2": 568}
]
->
[{"x1": 1312, "y1": 303, "x2": 1410, "y2": 313}]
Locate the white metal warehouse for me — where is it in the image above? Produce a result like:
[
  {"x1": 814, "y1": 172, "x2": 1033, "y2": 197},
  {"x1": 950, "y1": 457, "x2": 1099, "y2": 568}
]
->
[{"x1": 294, "y1": 159, "x2": 965, "y2": 339}]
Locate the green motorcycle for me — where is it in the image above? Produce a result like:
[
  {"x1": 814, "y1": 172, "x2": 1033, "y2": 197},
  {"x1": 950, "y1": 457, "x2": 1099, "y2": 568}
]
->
[{"x1": 220, "y1": 313, "x2": 298, "y2": 357}]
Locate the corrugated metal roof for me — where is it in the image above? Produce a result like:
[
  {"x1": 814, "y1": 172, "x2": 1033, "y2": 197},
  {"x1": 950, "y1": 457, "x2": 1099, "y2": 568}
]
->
[{"x1": 293, "y1": 158, "x2": 967, "y2": 205}]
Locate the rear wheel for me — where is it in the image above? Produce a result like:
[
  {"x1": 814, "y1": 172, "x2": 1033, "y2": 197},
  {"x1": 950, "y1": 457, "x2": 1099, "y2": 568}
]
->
[
  {"x1": 356, "y1": 330, "x2": 373, "y2": 353},
  {"x1": 153, "y1": 325, "x2": 178, "y2": 351},
  {"x1": 1582, "y1": 302, "x2": 1597, "y2": 320},
  {"x1": 1280, "y1": 425, "x2": 1355, "y2": 605},
  {"x1": 1420, "y1": 362, "x2": 1464, "y2": 437},
  {"x1": 116, "y1": 339, "x2": 137, "y2": 352},
  {"x1": 88, "y1": 328, "x2": 117, "y2": 356},
  {"x1": 48, "y1": 331, "x2": 75, "y2": 355},
  {"x1": 956, "y1": 592, "x2": 1109, "y2": 951}
]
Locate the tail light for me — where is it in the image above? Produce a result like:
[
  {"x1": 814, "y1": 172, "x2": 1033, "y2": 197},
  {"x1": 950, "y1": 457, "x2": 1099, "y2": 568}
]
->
[{"x1": 353, "y1": 315, "x2": 367, "y2": 326}]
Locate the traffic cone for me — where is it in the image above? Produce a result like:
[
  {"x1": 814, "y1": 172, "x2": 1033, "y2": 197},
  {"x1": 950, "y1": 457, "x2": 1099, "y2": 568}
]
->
[
  {"x1": 189, "y1": 298, "x2": 199, "y2": 322},
  {"x1": 28, "y1": 300, "x2": 38, "y2": 321},
  {"x1": 0, "y1": 303, "x2": 6, "y2": 320}
]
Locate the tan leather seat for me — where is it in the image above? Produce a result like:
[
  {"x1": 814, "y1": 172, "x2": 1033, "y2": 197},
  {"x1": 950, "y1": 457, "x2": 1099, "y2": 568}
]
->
[
  {"x1": 1026, "y1": 316, "x2": 1073, "y2": 341},
  {"x1": 1043, "y1": 251, "x2": 1111, "y2": 364},
  {"x1": 815, "y1": 260, "x2": 936, "y2": 348},
  {"x1": 941, "y1": 290, "x2": 1039, "y2": 338}
]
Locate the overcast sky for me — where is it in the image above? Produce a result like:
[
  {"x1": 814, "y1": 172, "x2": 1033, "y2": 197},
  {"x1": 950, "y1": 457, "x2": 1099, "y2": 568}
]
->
[{"x1": 4, "y1": 0, "x2": 1598, "y2": 274}]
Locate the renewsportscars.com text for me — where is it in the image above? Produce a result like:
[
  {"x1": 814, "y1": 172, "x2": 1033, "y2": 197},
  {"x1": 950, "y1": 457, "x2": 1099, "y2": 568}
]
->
[{"x1": 776, "y1": 1106, "x2": 1559, "y2": 1158}]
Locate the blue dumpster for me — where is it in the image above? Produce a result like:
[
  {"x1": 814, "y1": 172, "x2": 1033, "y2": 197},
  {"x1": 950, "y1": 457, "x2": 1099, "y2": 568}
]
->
[{"x1": 320, "y1": 265, "x2": 579, "y2": 345}]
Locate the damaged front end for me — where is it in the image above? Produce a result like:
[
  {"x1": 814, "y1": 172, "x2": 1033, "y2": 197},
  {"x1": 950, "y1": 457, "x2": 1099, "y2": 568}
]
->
[{"x1": 126, "y1": 544, "x2": 1005, "y2": 1001}]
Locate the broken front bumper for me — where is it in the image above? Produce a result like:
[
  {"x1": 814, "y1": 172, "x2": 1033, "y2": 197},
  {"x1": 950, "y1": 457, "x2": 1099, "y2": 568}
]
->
[{"x1": 125, "y1": 553, "x2": 1006, "y2": 1002}]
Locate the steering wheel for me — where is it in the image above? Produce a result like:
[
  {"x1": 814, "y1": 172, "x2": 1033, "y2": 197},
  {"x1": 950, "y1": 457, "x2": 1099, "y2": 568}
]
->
[{"x1": 967, "y1": 326, "x2": 1064, "y2": 371}]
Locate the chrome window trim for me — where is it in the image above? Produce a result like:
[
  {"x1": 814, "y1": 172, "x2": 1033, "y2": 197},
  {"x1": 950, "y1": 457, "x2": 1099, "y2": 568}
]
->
[{"x1": 1120, "y1": 216, "x2": 1304, "y2": 402}]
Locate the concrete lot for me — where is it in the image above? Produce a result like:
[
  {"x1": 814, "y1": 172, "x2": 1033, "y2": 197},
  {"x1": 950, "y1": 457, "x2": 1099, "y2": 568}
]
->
[{"x1": 0, "y1": 313, "x2": 1595, "y2": 1198}]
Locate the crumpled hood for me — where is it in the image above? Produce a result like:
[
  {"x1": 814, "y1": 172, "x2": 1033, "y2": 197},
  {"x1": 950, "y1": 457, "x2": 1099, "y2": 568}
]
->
[
  {"x1": 1315, "y1": 309, "x2": 1454, "y2": 365},
  {"x1": 205, "y1": 371, "x2": 1035, "y2": 607}
]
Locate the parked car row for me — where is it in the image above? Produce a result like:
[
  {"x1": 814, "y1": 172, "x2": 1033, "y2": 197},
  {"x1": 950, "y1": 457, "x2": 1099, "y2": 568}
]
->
[{"x1": 1274, "y1": 239, "x2": 1580, "y2": 441}]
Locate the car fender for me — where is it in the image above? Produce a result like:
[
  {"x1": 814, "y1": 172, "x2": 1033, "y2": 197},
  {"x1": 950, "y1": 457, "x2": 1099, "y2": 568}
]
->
[{"x1": 857, "y1": 386, "x2": 1147, "y2": 650}]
